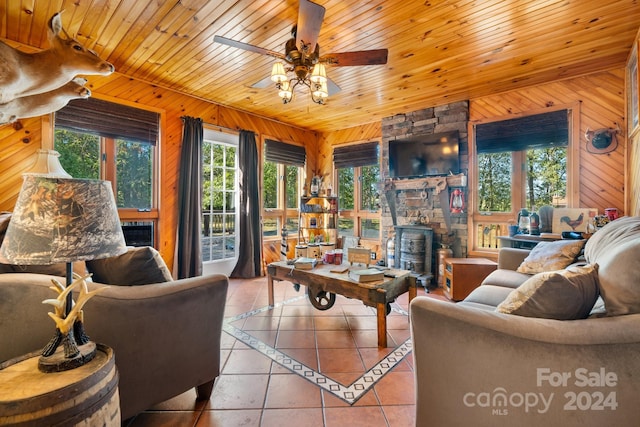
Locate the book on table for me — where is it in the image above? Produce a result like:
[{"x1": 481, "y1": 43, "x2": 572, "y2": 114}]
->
[
  {"x1": 294, "y1": 257, "x2": 318, "y2": 270},
  {"x1": 349, "y1": 268, "x2": 384, "y2": 282}
]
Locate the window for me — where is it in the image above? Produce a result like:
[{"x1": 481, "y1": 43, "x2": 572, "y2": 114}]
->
[
  {"x1": 54, "y1": 131, "x2": 154, "y2": 209},
  {"x1": 262, "y1": 139, "x2": 305, "y2": 239},
  {"x1": 333, "y1": 142, "x2": 380, "y2": 239},
  {"x1": 54, "y1": 98, "x2": 159, "y2": 242},
  {"x1": 202, "y1": 129, "x2": 239, "y2": 269},
  {"x1": 472, "y1": 109, "x2": 570, "y2": 250}
]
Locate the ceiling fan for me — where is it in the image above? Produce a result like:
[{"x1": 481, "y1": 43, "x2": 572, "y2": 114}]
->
[{"x1": 213, "y1": 0, "x2": 388, "y2": 104}]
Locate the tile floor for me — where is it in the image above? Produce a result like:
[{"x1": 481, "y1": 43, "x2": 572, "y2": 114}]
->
[{"x1": 122, "y1": 275, "x2": 449, "y2": 427}]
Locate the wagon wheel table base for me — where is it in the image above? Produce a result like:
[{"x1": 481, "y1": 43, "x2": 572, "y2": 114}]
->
[{"x1": 267, "y1": 261, "x2": 417, "y2": 348}]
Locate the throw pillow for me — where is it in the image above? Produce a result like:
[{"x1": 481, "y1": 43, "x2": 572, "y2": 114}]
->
[
  {"x1": 584, "y1": 217, "x2": 640, "y2": 316},
  {"x1": 516, "y1": 239, "x2": 586, "y2": 274},
  {"x1": 592, "y1": 237, "x2": 640, "y2": 316},
  {"x1": 584, "y1": 216, "x2": 640, "y2": 264},
  {"x1": 496, "y1": 264, "x2": 600, "y2": 320},
  {"x1": 86, "y1": 246, "x2": 173, "y2": 285}
]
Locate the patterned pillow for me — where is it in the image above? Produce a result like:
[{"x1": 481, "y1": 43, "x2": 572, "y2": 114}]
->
[
  {"x1": 496, "y1": 264, "x2": 600, "y2": 320},
  {"x1": 516, "y1": 239, "x2": 586, "y2": 274}
]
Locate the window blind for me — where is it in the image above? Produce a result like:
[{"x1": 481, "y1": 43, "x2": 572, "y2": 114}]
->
[
  {"x1": 333, "y1": 142, "x2": 379, "y2": 168},
  {"x1": 55, "y1": 97, "x2": 159, "y2": 145},
  {"x1": 264, "y1": 139, "x2": 306, "y2": 167},
  {"x1": 476, "y1": 110, "x2": 568, "y2": 153}
]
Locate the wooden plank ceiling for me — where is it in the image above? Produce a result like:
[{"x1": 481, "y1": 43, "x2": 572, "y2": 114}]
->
[{"x1": 1, "y1": 0, "x2": 639, "y2": 133}]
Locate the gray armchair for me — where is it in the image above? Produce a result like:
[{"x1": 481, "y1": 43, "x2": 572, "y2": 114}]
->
[{"x1": 0, "y1": 272, "x2": 228, "y2": 420}]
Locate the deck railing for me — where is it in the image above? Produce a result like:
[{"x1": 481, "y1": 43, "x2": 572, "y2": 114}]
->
[
  {"x1": 475, "y1": 222, "x2": 510, "y2": 249},
  {"x1": 202, "y1": 210, "x2": 235, "y2": 236}
]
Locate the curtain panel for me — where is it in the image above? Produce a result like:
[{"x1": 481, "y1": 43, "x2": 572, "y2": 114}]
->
[
  {"x1": 231, "y1": 130, "x2": 262, "y2": 278},
  {"x1": 174, "y1": 116, "x2": 203, "y2": 279}
]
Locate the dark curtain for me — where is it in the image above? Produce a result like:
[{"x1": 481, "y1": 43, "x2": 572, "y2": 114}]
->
[
  {"x1": 174, "y1": 116, "x2": 203, "y2": 279},
  {"x1": 231, "y1": 130, "x2": 262, "y2": 278}
]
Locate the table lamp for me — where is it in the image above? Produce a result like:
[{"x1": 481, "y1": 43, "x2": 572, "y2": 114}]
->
[{"x1": 0, "y1": 175, "x2": 127, "y2": 372}]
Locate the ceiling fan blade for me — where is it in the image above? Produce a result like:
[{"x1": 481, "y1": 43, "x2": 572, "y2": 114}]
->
[
  {"x1": 322, "y1": 49, "x2": 388, "y2": 66},
  {"x1": 327, "y1": 78, "x2": 341, "y2": 96},
  {"x1": 251, "y1": 75, "x2": 273, "y2": 89},
  {"x1": 214, "y1": 35, "x2": 284, "y2": 59},
  {"x1": 296, "y1": 0, "x2": 325, "y2": 54}
]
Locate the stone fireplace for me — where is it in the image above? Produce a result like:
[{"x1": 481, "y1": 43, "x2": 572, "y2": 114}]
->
[{"x1": 380, "y1": 101, "x2": 469, "y2": 284}]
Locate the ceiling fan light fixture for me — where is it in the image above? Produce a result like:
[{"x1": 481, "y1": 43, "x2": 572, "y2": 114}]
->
[
  {"x1": 278, "y1": 80, "x2": 293, "y2": 103},
  {"x1": 310, "y1": 63, "x2": 327, "y2": 84},
  {"x1": 213, "y1": 0, "x2": 388, "y2": 107},
  {"x1": 312, "y1": 80, "x2": 328, "y2": 100},
  {"x1": 270, "y1": 62, "x2": 287, "y2": 83}
]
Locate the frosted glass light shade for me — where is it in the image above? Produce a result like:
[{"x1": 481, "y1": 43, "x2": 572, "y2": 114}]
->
[
  {"x1": 270, "y1": 62, "x2": 287, "y2": 83},
  {"x1": 310, "y1": 63, "x2": 327, "y2": 84}
]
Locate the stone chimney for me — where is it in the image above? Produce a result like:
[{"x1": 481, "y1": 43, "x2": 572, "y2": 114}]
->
[{"x1": 381, "y1": 101, "x2": 469, "y2": 281}]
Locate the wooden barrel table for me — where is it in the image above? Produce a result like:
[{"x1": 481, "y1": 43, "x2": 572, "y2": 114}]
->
[{"x1": 0, "y1": 344, "x2": 120, "y2": 426}]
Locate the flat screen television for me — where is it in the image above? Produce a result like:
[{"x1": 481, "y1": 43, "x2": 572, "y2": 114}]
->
[{"x1": 389, "y1": 131, "x2": 460, "y2": 178}]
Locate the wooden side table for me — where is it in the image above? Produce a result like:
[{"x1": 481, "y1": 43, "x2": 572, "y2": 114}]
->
[
  {"x1": 0, "y1": 344, "x2": 120, "y2": 426},
  {"x1": 443, "y1": 258, "x2": 498, "y2": 301}
]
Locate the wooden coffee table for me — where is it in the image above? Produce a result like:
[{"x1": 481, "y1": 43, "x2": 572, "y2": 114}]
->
[{"x1": 266, "y1": 261, "x2": 417, "y2": 348}]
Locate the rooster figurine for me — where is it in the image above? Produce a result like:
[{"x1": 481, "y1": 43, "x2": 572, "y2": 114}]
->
[{"x1": 560, "y1": 213, "x2": 584, "y2": 230}]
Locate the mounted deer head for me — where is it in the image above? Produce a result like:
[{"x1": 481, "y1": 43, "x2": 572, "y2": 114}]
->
[
  {"x1": 0, "y1": 13, "x2": 113, "y2": 104},
  {"x1": 0, "y1": 77, "x2": 90, "y2": 124}
]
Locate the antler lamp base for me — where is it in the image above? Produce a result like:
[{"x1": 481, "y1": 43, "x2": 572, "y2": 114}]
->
[{"x1": 38, "y1": 341, "x2": 97, "y2": 373}]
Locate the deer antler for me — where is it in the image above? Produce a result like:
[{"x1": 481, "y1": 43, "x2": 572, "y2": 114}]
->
[{"x1": 43, "y1": 274, "x2": 106, "y2": 334}]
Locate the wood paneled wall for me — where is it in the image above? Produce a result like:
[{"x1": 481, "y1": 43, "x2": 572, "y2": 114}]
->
[
  {"x1": 318, "y1": 69, "x2": 628, "y2": 218},
  {"x1": 0, "y1": 73, "x2": 318, "y2": 271},
  {"x1": 317, "y1": 122, "x2": 382, "y2": 179},
  {"x1": 628, "y1": 31, "x2": 640, "y2": 216},
  {"x1": 0, "y1": 118, "x2": 43, "y2": 210},
  {"x1": 0, "y1": 67, "x2": 630, "y2": 271},
  {"x1": 630, "y1": 129, "x2": 640, "y2": 215},
  {"x1": 470, "y1": 69, "x2": 627, "y2": 215}
]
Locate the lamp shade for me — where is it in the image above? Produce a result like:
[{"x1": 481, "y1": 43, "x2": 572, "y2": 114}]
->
[
  {"x1": 278, "y1": 80, "x2": 293, "y2": 101},
  {"x1": 25, "y1": 149, "x2": 72, "y2": 178},
  {"x1": 312, "y1": 80, "x2": 329, "y2": 99},
  {"x1": 270, "y1": 62, "x2": 287, "y2": 83},
  {"x1": 0, "y1": 176, "x2": 127, "y2": 265},
  {"x1": 310, "y1": 63, "x2": 327, "y2": 84}
]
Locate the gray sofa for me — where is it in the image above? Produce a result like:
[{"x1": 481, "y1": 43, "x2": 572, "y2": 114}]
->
[
  {"x1": 410, "y1": 216, "x2": 640, "y2": 426},
  {"x1": 0, "y1": 265, "x2": 228, "y2": 420}
]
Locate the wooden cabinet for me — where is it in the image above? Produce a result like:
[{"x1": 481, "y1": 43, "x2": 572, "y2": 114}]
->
[{"x1": 443, "y1": 258, "x2": 497, "y2": 301}]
